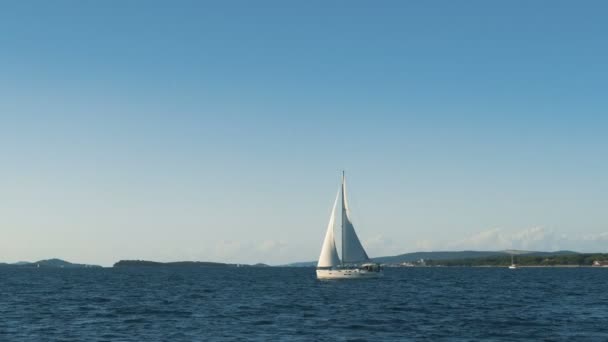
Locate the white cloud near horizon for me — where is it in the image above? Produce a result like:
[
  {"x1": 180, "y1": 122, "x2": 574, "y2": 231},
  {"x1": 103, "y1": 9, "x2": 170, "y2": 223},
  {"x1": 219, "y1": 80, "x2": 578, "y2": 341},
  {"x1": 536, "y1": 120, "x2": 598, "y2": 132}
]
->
[
  {"x1": 196, "y1": 229, "x2": 608, "y2": 264},
  {"x1": 363, "y1": 234, "x2": 404, "y2": 257},
  {"x1": 208, "y1": 239, "x2": 290, "y2": 264},
  {"x1": 413, "y1": 227, "x2": 608, "y2": 253}
]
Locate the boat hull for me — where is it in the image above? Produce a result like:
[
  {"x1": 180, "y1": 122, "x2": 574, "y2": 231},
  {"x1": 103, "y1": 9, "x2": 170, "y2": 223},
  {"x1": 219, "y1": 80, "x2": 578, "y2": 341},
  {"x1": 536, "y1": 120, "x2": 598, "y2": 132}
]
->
[{"x1": 316, "y1": 268, "x2": 384, "y2": 279}]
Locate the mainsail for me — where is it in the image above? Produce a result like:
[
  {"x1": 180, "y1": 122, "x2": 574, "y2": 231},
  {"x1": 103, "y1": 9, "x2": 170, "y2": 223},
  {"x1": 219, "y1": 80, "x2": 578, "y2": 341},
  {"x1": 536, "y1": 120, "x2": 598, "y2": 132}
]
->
[
  {"x1": 341, "y1": 173, "x2": 369, "y2": 263},
  {"x1": 317, "y1": 188, "x2": 341, "y2": 267}
]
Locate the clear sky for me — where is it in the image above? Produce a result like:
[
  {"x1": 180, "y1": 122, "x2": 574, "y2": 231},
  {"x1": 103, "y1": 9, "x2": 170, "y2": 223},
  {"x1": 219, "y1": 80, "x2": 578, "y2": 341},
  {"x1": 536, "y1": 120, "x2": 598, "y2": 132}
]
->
[{"x1": 1, "y1": 1, "x2": 607, "y2": 266}]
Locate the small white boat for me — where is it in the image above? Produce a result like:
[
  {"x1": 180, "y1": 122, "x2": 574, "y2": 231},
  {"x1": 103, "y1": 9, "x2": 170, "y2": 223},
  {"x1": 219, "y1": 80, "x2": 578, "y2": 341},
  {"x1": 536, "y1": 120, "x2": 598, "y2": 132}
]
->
[
  {"x1": 509, "y1": 254, "x2": 517, "y2": 269},
  {"x1": 316, "y1": 172, "x2": 383, "y2": 280}
]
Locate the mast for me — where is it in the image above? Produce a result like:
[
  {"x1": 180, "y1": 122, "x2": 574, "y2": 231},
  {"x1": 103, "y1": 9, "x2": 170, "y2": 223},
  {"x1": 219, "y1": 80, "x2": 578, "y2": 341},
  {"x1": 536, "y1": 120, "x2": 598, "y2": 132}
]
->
[{"x1": 341, "y1": 170, "x2": 345, "y2": 266}]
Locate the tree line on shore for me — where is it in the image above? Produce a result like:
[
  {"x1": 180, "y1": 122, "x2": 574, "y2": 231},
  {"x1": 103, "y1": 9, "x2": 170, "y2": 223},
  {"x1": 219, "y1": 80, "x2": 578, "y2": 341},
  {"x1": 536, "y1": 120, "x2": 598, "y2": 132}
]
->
[{"x1": 424, "y1": 253, "x2": 608, "y2": 267}]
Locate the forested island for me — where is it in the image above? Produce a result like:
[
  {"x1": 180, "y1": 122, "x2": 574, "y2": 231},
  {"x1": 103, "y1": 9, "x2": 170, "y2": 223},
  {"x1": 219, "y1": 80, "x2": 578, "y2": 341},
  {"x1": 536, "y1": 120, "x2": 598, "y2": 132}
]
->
[
  {"x1": 0, "y1": 258, "x2": 101, "y2": 268},
  {"x1": 113, "y1": 260, "x2": 269, "y2": 267},
  {"x1": 287, "y1": 250, "x2": 604, "y2": 267},
  {"x1": 423, "y1": 253, "x2": 608, "y2": 267}
]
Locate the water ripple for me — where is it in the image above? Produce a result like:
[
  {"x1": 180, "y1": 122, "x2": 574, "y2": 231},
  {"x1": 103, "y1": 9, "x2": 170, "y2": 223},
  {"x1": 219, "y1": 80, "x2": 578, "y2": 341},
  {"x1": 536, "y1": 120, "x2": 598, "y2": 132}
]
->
[{"x1": 1, "y1": 267, "x2": 608, "y2": 341}]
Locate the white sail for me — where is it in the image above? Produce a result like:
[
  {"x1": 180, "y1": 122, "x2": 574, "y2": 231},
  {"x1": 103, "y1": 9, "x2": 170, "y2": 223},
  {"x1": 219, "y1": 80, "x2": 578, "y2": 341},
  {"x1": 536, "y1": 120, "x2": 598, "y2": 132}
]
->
[
  {"x1": 341, "y1": 174, "x2": 369, "y2": 263},
  {"x1": 317, "y1": 188, "x2": 341, "y2": 267},
  {"x1": 316, "y1": 172, "x2": 383, "y2": 279}
]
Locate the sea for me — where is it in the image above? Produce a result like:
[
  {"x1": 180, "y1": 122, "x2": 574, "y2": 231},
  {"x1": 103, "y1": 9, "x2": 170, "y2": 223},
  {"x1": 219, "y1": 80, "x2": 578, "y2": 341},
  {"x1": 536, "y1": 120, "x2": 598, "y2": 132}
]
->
[{"x1": 1, "y1": 267, "x2": 607, "y2": 341}]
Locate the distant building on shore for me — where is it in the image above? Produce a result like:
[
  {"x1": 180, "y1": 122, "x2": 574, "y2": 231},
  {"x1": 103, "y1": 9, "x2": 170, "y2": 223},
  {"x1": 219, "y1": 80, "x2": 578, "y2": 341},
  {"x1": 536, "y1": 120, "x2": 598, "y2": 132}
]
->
[{"x1": 592, "y1": 260, "x2": 608, "y2": 267}]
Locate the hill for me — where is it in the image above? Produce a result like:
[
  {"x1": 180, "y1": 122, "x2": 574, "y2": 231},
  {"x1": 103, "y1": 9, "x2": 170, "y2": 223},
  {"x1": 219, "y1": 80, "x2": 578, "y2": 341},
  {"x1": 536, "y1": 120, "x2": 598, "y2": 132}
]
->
[
  {"x1": 375, "y1": 250, "x2": 580, "y2": 264},
  {"x1": 0, "y1": 258, "x2": 101, "y2": 268},
  {"x1": 425, "y1": 253, "x2": 608, "y2": 266},
  {"x1": 113, "y1": 260, "x2": 269, "y2": 268},
  {"x1": 374, "y1": 251, "x2": 507, "y2": 264},
  {"x1": 285, "y1": 250, "x2": 582, "y2": 266}
]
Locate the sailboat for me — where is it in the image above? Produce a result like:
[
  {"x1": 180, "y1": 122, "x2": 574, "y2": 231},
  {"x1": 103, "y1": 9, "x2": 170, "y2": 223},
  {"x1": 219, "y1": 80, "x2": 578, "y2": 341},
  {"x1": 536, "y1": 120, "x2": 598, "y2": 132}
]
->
[
  {"x1": 316, "y1": 172, "x2": 383, "y2": 279},
  {"x1": 509, "y1": 254, "x2": 517, "y2": 269}
]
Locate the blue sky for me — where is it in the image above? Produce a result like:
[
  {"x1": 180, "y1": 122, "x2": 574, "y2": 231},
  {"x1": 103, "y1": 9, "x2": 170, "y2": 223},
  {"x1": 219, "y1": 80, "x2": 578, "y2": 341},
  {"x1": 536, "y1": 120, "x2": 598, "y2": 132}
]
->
[{"x1": 1, "y1": 1, "x2": 607, "y2": 266}]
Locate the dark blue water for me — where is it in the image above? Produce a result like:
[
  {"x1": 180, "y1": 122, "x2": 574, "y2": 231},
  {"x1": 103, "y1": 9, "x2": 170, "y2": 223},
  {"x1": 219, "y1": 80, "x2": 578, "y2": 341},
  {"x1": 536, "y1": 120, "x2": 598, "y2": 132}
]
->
[{"x1": 1, "y1": 267, "x2": 607, "y2": 341}]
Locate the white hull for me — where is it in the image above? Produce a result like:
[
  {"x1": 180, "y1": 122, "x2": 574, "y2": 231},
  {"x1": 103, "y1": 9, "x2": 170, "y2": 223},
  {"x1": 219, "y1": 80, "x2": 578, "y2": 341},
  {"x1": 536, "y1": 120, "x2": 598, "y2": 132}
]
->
[
  {"x1": 317, "y1": 268, "x2": 384, "y2": 279},
  {"x1": 509, "y1": 265, "x2": 517, "y2": 269}
]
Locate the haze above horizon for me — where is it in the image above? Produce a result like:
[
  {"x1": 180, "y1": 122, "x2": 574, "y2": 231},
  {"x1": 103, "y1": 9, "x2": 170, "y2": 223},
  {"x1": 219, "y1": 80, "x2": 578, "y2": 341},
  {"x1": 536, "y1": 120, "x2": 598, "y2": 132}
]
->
[{"x1": 1, "y1": 1, "x2": 607, "y2": 266}]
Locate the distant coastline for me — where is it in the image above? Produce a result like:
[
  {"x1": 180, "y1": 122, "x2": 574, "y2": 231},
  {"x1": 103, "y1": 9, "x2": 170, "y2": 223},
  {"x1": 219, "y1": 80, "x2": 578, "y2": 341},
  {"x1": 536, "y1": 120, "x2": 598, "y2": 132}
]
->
[
  {"x1": 286, "y1": 250, "x2": 608, "y2": 268},
  {"x1": 420, "y1": 253, "x2": 608, "y2": 267},
  {"x1": 113, "y1": 260, "x2": 270, "y2": 268},
  {"x1": 0, "y1": 258, "x2": 101, "y2": 268},
  {"x1": 2, "y1": 251, "x2": 607, "y2": 269}
]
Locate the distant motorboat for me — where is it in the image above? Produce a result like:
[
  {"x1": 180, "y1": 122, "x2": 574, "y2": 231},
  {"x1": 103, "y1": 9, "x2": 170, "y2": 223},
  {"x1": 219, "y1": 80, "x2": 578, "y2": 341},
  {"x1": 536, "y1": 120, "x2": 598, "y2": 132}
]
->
[{"x1": 316, "y1": 172, "x2": 383, "y2": 279}]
